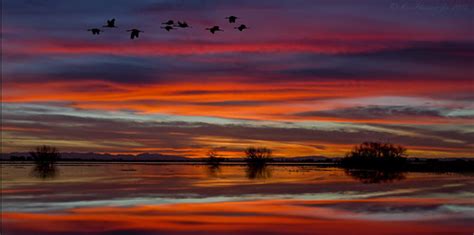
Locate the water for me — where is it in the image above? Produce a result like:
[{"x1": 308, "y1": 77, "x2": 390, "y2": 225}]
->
[{"x1": 1, "y1": 163, "x2": 473, "y2": 235}]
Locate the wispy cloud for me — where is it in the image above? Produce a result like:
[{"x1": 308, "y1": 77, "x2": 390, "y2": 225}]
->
[{"x1": 2, "y1": 0, "x2": 473, "y2": 157}]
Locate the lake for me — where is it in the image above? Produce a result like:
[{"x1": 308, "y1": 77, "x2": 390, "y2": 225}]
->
[{"x1": 1, "y1": 163, "x2": 473, "y2": 235}]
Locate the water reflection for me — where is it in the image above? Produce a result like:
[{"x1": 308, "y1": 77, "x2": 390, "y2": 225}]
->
[
  {"x1": 206, "y1": 164, "x2": 222, "y2": 177},
  {"x1": 2, "y1": 164, "x2": 473, "y2": 235},
  {"x1": 246, "y1": 163, "x2": 272, "y2": 179},
  {"x1": 30, "y1": 164, "x2": 59, "y2": 179},
  {"x1": 344, "y1": 169, "x2": 406, "y2": 184},
  {"x1": 3, "y1": 198, "x2": 473, "y2": 235}
]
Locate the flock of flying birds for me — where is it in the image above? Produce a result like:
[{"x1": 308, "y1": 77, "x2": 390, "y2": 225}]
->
[{"x1": 87, "y1": 16, "x2": 247, "y2": 39}]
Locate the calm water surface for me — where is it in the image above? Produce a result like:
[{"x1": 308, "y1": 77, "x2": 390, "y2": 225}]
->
[{"x1": 1, "y1": 163, "x2": 473, "y2": 235}]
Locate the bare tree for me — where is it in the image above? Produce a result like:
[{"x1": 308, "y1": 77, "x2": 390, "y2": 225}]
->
[
  {"x1": 207, "y1": 149, "x2": 223, "y2": 165},
  {"x1": 30, "y1": 145, "x2": 61, "y2": 166},
  {"x1": 342, "y1": 142, "x2": 407, "y2": 168},
  {"x1": 245, "y1": 147, "x2": 272, "y2": 164}
]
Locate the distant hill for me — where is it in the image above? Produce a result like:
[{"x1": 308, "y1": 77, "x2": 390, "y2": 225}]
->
[
  {"x1": 1, "y1": 152, "x2": 331, "y2": 162},
  {"x1": 2, "y1": 152, "x2": 469, "y2": 163}
]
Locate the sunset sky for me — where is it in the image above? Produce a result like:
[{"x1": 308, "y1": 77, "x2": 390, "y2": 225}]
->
[{"x1": 2, "y1": 0, "x2": 473, "y2": 158}]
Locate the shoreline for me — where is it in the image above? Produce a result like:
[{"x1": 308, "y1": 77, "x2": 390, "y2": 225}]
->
[{"x1": 3, "y1": 160, "x2": 473, "y2": 173}]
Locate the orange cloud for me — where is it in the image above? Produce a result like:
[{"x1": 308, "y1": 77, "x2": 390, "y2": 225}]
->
[{"x1": 4, "y1": 79, "x2": 471, "y2": 125}]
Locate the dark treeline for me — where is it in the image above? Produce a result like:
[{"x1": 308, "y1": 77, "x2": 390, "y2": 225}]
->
[
  {"x1": 341, "y1": 142, "x2": 407, "y2": 169},
  {"x1": 340, "y1": 142, "x2": 474, "y2": 173},
  {"x1": 5, "y1": 143, "x2": 474, "y2": 174}
]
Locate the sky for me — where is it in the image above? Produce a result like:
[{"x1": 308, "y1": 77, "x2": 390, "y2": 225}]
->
[{"x1": 2, "y1": 0, "x2": 473, "y2": 158}]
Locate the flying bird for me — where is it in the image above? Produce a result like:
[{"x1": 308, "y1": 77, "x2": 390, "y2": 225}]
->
[
  {"x1": 235, "y1": 24, "x2": 248, "y2": 31},
  {"x1": 175, "y1": 21, "x2": 191, "y2": 28},
  {"x1": 225, "y1": 16, "x2": 238, "y2": 23},
  {"x1": 87, "y1": 28, "x2": 103, "y2": 35},
  {"x1": 127, "y1": 29, "x2": 143, "y2": 39},
  {"x1": 161, "y1": 25, "x2": 176, "y2": 32},
  {"x1": 206, "y1": 26, "x2": 223, "y2": 34},
  {"x1": 162, "y1": 20, "x2": 175, "y2": 26},
  {"x1": 103, "y1": 18, "x2": 117, "y2": 28}
]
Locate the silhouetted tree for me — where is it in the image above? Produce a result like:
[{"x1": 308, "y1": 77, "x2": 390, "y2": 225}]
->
[
  {"x1": 30, "y1": 146, "x2": 61, "y2": 165},
  {"x1": 207, "y1": 149, "x2": 223, "y2": 165},
  {"x1": 244, "y1": 147, "x2": 273, "y2": 164},
  {"x1": 341, "y1": 142, "x2": 407, "y2": 169}
]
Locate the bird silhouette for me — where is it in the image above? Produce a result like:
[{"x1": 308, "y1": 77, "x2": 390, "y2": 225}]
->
[
  {"x1": 206, "y1": 26, "x2": 223, "y2": 34},
  {"x1": 235, "y1": 24, "x2": 248, "y2": 31},
  {"x1": 225, "y1": 16, "x2": 238, "y2": 23},
  {"x1": 87, "y1": 28, "x2": 103, "y2": 35},
  {"x1": 162, "y1": 20, "x2": 175, "y2": 26},
  {"x1": 103, "y1": 18, "x2": 117, "y2": 28},
  {"x1": 161, "y1": 25, "x2": 176, "y2": 32},
  {"x1": 127, "y1": 29, "x2": 143, "y2": 39},
  {"x1": 175, "y1": 21, "x2": 191, "y2": 28}
]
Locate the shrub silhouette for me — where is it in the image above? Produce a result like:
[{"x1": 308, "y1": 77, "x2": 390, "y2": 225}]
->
[
  {"x1": 245, "y1": 147, "x2": 273, "y2": 164},
  {"x1": 341, "y1": 142, "x2": 407, "y2": 169},
  {"x1": 206, "y1": 149, "x2": 223, "y2": 165},
  {"x1": 30, "y1": 145, "x2": 61, "y2": 165}
]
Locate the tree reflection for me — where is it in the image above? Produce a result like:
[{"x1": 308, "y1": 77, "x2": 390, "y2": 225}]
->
[
  {"x1": 206, "y1": 164, "x2": 222, "y2": 178},
  {"x1": 31, "y1": 164, "x2": 59, "y2": 179},
  {"x1": 344, "y1": 169, "x2": 406, "y2": 184},
  {"x1": 246, "y1": 163, "x2": 272, "y2": 180}
]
